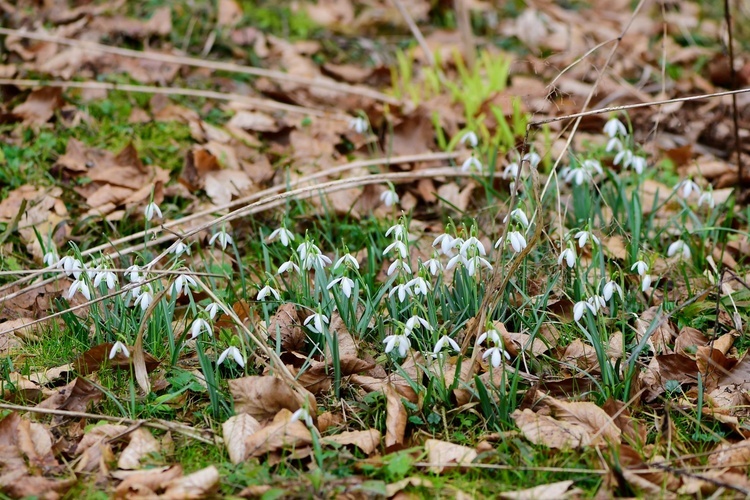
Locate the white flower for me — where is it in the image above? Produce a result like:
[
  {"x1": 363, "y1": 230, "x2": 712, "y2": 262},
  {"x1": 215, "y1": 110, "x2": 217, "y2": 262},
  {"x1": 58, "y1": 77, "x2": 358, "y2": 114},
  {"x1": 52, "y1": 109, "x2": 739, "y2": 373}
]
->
[
  {"x1": 205, "y1": 302, "x2": 220, "y2": 320},
  {"x1": 558, "y1": 247, "x2": 576, "y2": 268},
  {"x1": 217, "y1": 346, "x2": 245, "y2": 368},
  {"x1": 389, "y1": 282, "x2": 413, "y2": 302},
  {"x1": 268, "y1": 227, "x2": 295, "y2": 246},
  {"x1": 466, "y1": 255, "x2": 492, "y2": 276},
  {"x1": 606, "y1": 137, "x2": 623, "y2": 152},
  {"x1": 698, "y1": 191, "x2": 715, "y2": 209},
  {"x1": 407, "y1": 276, "x2": 431, "y2": 296},
  {"x1": 460, "y1": 237, "x2": 486, "y2": 257},
  {"x1": 257, "y1": 285, "x2": 281, "y2": 301},
  {"x1": 171, "y1": 241, "x2": 190, "y2": 256},
  {"x1": 631, "y1": 260, "x2": 649, "y2": 276},
  {"x1": 349, "y1": 116, "x2": 368, "y2": 134},
  {"x1": 385, "y1": 223, "x2": 407, "y2": 241},
  {"x1": 297, "y1": 241, "x2": 332, "y2": 270},
  {"x1": 641, "y1": 275, "x2": 653, "y2": 293},
  {"x1": 433, "y1": 233, "x2": 456, "y2": 256},
  {"x1": 446, "y1": 253, "x2": 467, "y2": 270},
  {"x1": 477, "y1": 329, "x2": 501, "y2": 346},
  {"x1": 172, "y1": 274, "x2": 197, "y2": 297},
  {"x1": 506, "y1": 208, "x2": 530, "y2": 228},
  {"x1": 43, "y1": 250, "x2": 58, "y2": 267},
  {"x1": 675, "y1": 179, "x2": 701, "y2": 199},
  {"x1": 58, "y1": 256, "x2": 83, "y2": 279},
  {"x1": 328, "y1": 276, "x2": 355, "y2": 298},
  {"x1": 561, "y1": 165, "x2": 589, "y2": 186},
  {"x1": 209, "y1": 230, "x2": 234, "y2": 250},
  {"x1": 630, "y1": 156, "x2": 646, "y2": 175},
  {"x1": 461, "y1": 156, "x2": 482, "y2": 173},
  {"x1": 134, "y1": 289, "x2": 153, "y2": 311},
  {"x1": 573, "y1": 300, "x2": 597, "y2": 322},
  {"x1": 589, "y1": 295, "x2": 606, "y2": 312},
  {"x1": 383, "y1": 334, "x2": 411, "y2": 357},
  {"x1": 603, "y1": 281, "x2": 623, "y2": 301},
  {"x1": 583, "y1": 159, "x2": 603, "y2": 175},
  {"x1": 93, "y1": 270, "x2": 118, "y2": 290},
  {"x1": 483, "y1": 347, "x2": 510, "y2": 367},
  {"x1": 67, "y1": 279, "x2": 91, "y2": 301},
  {"x1": 503, "y1": 162, "x2": 519, "y2": 179},
  {"x1": 380, "y1": 189, "x2": 399, "y2": 207},
  {"x1": 304, "y1": 313, "x2": 329, "y2": 334},
  {"x1": 290, "y1": 407, "x2": 314, "y2": 427},
  {"x1": 126, "y1": 265, "x2": 142, "y2": 283},
  {"x1": 384, "y1": 240, "x2": 408, "y2": 259},
  {"x1": 277, "y1": 260, "x2": 300, "y2": 275},
  {"x1": 460, "y1": 131, "x2": 479, "y2": 148},
  {"x1": 508, "y1": 231, "x2": 527, "y2": 253},
  {"x1": 387, "y1": 259, "x2": 412, "y2": 276},
  {"x1": 109, "y1": 341, "x2": 130, "y2": 359},
  {"x1": 433, "y1": 335, "x2": 460, "y2": 354},
  {"x1": 334, "y1": 254, "x2": 359, "y2": 270},
  {"x1": 144, "y1": 202, "x2": 162, "y2": 221},
  {"x1": 574, "y1": 230, "x2": 600, "y2": 248},
  {"x1": 404, "y1": 315, "x2": 432, "y2": 336},
  {"x1": 604, "y1": 117, "x2": 627, "y2": 138},
  {"x1": 614, "y1": 149, "x2": 633, "y2": 168},
  {"x1": 523, "y1": 152, "x2": 541, "y2": 168},
  {"x1": 423, "y1": 257, "x2": 443, "y2": 276},
  {"x1": 190, "y1": 318, "x2": 212, "y2": 339},
  {"x1": 667, "y1": 240, "x2": 691, "y2": 260}
]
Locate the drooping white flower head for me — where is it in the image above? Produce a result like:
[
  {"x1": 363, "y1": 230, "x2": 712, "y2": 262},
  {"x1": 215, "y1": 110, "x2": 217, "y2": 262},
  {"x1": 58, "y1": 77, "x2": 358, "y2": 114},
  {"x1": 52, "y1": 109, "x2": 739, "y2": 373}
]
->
[
  {"x1": 109, "y1": 341, "x2": 130, "y2": 359},
  {"x1": 573, "y1": 299, "x2": 598, "y2": 322},
  {"x1": 407, "y1": 276, "x2": 431, "y2": 296},
  {"x1": 67, "y1": 279, "x2": 91, "y2": 301},
  {"x1": 503, "y1": 161, "x2": 519, "y2": 180},
  {"x1": 349, "y1": 116, "x2": 368, "y2": 134},
  {"x1": 134, "y1": 285, "x2": 153, "y2": 311},
  {"x1": 217, "y1": 346, "x2": 245, "y2": 368},
  {"x1": 630, "y1": 156, "x2": 646, "y2": 175},
  {"x1": 386, "y1": 223, "x2": 408, "y2": 241},
  {"x1": 387, "y1": 259, "x2": 412, "y2": 276},
  {"x1": 380, "y1": 189, "x2": 399, "y2": 207},
  {"x1": 383, "y1": 334, "x2": 411, "y2": 357},
  {"x1": 277, "y1": 260, "x2": 300, "y2": 275},
  {"x1": 384, "y1": 240, "x2": 408, "y2": 259},
  {"x1": 205, "y1": 302, "x2": 220, "y2": 320},
  {"x1": 327, "y1": 276, "x2": 355, "y2": 298},
  {"x1": 614, "y1": 149, "x2": 633, "y2": 168},
  {"x1": 465, "y1": 255, "x2": 492, "y2": 276},
  {"x1": 698, "y1": 191, "x2": 715, "y2": 209},
  {"x1": 404, "y1": 315, "x2": 432, "y2": 336},
  {"x1": 603, "y1": 117, "x2": 628, "y2": 138},
  {"x1": 508, "y1": 231, "x2": 527, "y2": 254},
  {"x1": 172, "y1": 274, "x2": 197, "y2": 298},
  {"x1": 190, "y1": 318, "x2": 212, "y2": 339},
  {"x1": 461, "y1": 156, "x2": 483, "y2": 174},
  {"x1": 144, "y1": 202, "x2": 162, "y2": 221},
  {"x1": 388, "y1": 282, "x2": 413, "y2": 302},
  {"x1": 93, "y1": 269, "x2": 118, "y2": 291},
  {"x1": 477, "y1": 328, "x2": 501, "y2": 347},
  {"x1": 433, "y1": 233, "x2": 456, "y2": 257},
  {"x1": 460, "y1": 236, "x2": 486, "y2": 257},
  {"x1": 674, "y1": 179, "x2": 701, "y2": 199},
  {"x1": 631, "y1": 260, "x2": 649, "y2": 276},
  {"x1": 257, "y1": 285, "x2": 281, "y2": 301},
  {"x1": 558, "y1": 247, "x2": 576, "y2": 268},
  {"x1": 433, "y1": 335, "x2": 460, "y2": 354},
  {"x1": 523, "y1": 151, "x2": 541, "y2": 168},
  {"x1": 483, "y1": 347, "x2": 510, "y2": 367},
  {"x1": 268, "y1": 227, "x2": 295, "y2": 247},
  {"x1": 303, "y1": 313, "x2": 329, "y2": 334},
  {"x1": 58, "y1": 256, "x2": 83, "y2": 279},
  {"x1": 460, "y1": 131, "x2": 479, "y2": 148},
  {"x1": 667, "y1": 240, "x2": 691, "y2": 260},
  {"x1": 170, "y1": 240, "x2": 190, "y2": 257},
  {"x1": 423, "y1": 257, "x2": 444, "y2": 276},
  {"x1": 602, "y1": 280, "x2": 624, "y2": 302},
  {"x1": 506, "y1": 208, "x2": 530, "y2": 228},
  {"x1": 209, "y1": 229, "x2": 234, "y2": 251},
  {"x1": 290, "y1": 407, "x2": 314, "y2": 427},
  {"x1": 641, "y1": 274, "x2": 653, "y2": 293},
  {"x1": 574, "y1": 230, "x2": 600, "y2": 249},
  {"x1": 606, "y1": 137, "x2": 623, "y2": 153},
  {"x1": 43, "y1": 250, "x2": 59, "y2": 267},
  {"x1": 334, "y1": 254, "x2": 359, "y2": 270}
]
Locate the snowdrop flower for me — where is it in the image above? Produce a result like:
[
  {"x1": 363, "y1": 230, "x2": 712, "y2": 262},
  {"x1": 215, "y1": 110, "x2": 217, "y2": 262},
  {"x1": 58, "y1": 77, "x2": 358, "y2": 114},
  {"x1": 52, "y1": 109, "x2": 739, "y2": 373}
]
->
[
  {"x1": 327, "y1": 276, "x2": 355, "y2": 298},
  {"x1": 582, "y1": 159, "x2": 603, "y2": 175},
  {"x1": 433, "y1": 233, "x2": 456, "y2": 256},
  {"x1": 604, "y1": 117, "x2": 628, "y2": 138},
  {"x1": 383, "y1": 334, "x2": 411, "y2": 357},
  {"x1": 217, "y1": 346, "x2": 245, "y2": 368},
  {"x1": 630, "y1": 156, "x2": 646, "y2": 175},
  {"x1": 134, "y1": 288, "x2": 153, "y2": 311},
  {"x1": 523, "y1": 151, "x2": 541, "y2": 168},
  {"x1": 404, "y1": 315, "x2": 432, "y2": 336},
  {"x1": 477, "y1": 328, "x2": 501, "y2": 346},
  {"x1": 433, "y1": 335, "x2": 460, "y2": 354},
  {"x1": 561, "y1": 165, "x2": 589, "y2": 186},
  {"x1": 641, "y1": 274, "x2": 653, "y2": 293},
  {"x1": 209, "y1": 229, "x2": 234, "y2": 250},
  {"x1": 465, "y1": 255, "x2": 492, "y2": 276},
  {"x1": 573, "y1": 300, "x2": 598, "y2": 322},
  {"x1": 144, "y1": 202, "x2": 162, "y2": 221},
  {"x1": 505, "y1": 208, "x2": 530, "y2": 228},
  {"x1": 614, "y1": 149, "x2": 633, "y2": 168},
  {"x1": 172, "y1": 274, "x2": 197, "y2": 297},
  {"x1": 93, "y1": 269, "x2": 118, "y2": 290},
  {"x1": 58, "y1": 256, "x2": 83, "y2": 279},
  {"x1": 257, "y1": 285, "x2": 281, "y2": 301},
  {"x1": 558, "y1": 247, "x2": 576, "y2": 268},
  {"x1": 389, "y1": 282, "x2": 413, "y2": 302},
  {"x1": 384, "y1": 240, "x2": 408, "y2": 259},
  {"x1": 303, "y1": 313, "x2": 329, "y2": 334},
  {"x1": 205, "y1": 302, "x2": 220, "y2": 320},
  {"x1": 190, "y1": 318, "x2": 212, "y2": 339},
  {"x1": 461, "y1": 156, "x2": 482, "y2": 173},
  {"x1": 589, "y1": 295, "x2": 606, "y2": 312},
  {"x1": 460, "y1": 131, "x2": 479, "y2": 148},
  {"x1": 508, "y1": 231, "x2": 527, "y2": 253},
  {"x1": 349, "y1": 116, "x2": 368, "y2": 134},
  {"x1": 574, "y1": 230, "x2": 600, "y2": 248},
  {"x1": 503, "y1": 161, "x2": 519, "y2": 179},
  {"x1": 446, "y1": 253, "x2": 467, "y2": 270},
  {"x1": 68, "y1": 279, "x2": 91, "y2": 301},
  {"x1": 423, "y1": 257, "x2": 443, "y2": 276},
  {"x1": 386, "y1": 223, "x2": 408, "y2": 241},
  {"x1": 606, "y1": 137, "x2": 623, "y2": 152},
  {"x1": 277, "y1": 260, "x2": 300, "y2": 275},
  {"x1": 460, "y1": 237, "x2": 486, "y2": 257},
  {"x1": 171, "y1": 240, "x2": 190, "y2": 256},
  {"x1": 380, "y1": 188, "x2": 399, "y2": 207},
  {"x1": 667, "y1": 240, "x2": 691, "y2": 260},
  {"x1": 126, "y1": 265, "x2": 142, "y2": 283},
  {"x1": 334, "y1": 254, "x2": 359, "y2": 270},
  {"x1": 109, "y1": 341, "x2": 130, "y2": 359},
  {"x1": 387, "y1": 259, "x2": 412, "y2": 276},
  {"x1": 407, "y1": 276, "x2": 431, "y2": 296},
  {"x1": 631, "y1": 260, "x2": 649, "y2": 276},
  {"x1": 43, "y1": 250, "x2": 58, "y2": 267},
  {"x1": 483, "y1": 347, "x2": 510, "y2": 367},
  {"x1": 698, "y1": 191, "x2": 715, "y2": 209},
  {"x1": 268, "y1": 227, "x2": 295, "y2": 247},
  {"x1": 290, "y1": 407, "x2": 314, "y2": 427},
  {"x1": 675, "y1": 179, "x2": 701, "y2": 199},
  {"x1": 603, "y1": 280, "x2": 623, "y2": 302},
  {"x1": 297, "y1": 241, "x2": 331, "y2": 270}
]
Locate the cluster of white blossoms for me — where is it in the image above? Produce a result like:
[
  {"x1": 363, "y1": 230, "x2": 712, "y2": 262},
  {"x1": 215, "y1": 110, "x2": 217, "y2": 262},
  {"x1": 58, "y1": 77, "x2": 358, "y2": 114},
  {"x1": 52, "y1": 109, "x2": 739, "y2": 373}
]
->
[{"x1": 603, "y1": 116, "x2": 648, "y2": 175}]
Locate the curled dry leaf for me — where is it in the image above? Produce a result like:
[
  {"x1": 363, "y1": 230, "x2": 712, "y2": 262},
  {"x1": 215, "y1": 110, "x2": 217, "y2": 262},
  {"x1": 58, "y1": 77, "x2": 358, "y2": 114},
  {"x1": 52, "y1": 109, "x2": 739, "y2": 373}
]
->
[
  {"x1": 267, "y1": 303, "x2": 303, "y2": 352},
  {"x1": 512, "y1": 409, "x2": 591, "y2": 449},
  {"x1": 424, "y1": 439, "x2": 478, "y2": 473},
  {"x1": 635, "y1": 307, "x2": 676, "y2": 355},
  {"x1": 294, "y1": 357, "x2": 375, "y2": 394},
  {"x1": 326, "y1": 312, "x2": 358, "y2": 359},
  {"x1": 117, "y1": 428, "x2": 160, "y2": 470},
  {"x1": 114, "y1": 465, "x2": 183, "y2": 499},
  {"x1": 544, "y1": 395, "x2": 621, "y2": 444},
  {"x1": 36, "y1": 377, "x2": 102, "y2": 415},
  {"x1": 222, "y1": 414, "x2": 262, "y2": 464},
  {"x1": 322, "y1": 429, "x2": 381, "y2": 455},
  {"x1": 383, "y1": 383, "x2": 407, "y2": 448},
  {"x1": 161, "y1": 465, "x2": 220, "y2": 499},
  {"x1": 499, "y1": 480, "x2": 576, "y2": 500},
  {"x1": 674, "y1": 327, "x2": 708, "y2": 357},
  {"x1": 244, "y1": 409, "x2": 313, "y2": 458},
  {"x1": 229, "y1": 375, "x2": 316, "y2": 421},
  {"x1": 640, "y1": 354, "x2": 698, "y2": 401},
  {"x1": 75, "y1": 424, "x2": 129, "y2": 473},
  {"x1": 13, "y1": 87, "x2": 64, "y2": 125},
  {"x1": 708, "y1": 439, "x2": 750, "y2": 469},
  {"x1": 349, "y1": 352, "x2": 422, "y2": 404}
]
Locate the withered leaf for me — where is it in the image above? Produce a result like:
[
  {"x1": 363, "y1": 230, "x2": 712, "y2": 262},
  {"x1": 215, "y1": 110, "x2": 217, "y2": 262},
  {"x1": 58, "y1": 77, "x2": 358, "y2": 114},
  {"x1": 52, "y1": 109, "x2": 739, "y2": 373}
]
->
[
  {"x1": 499, "y1": 480, "x2": 576, "y2": 500},
  {"x1": 117, "y1": 428, "x2": 160, "y2": 470},
  {"x1": 73, "y1": 343, "x2": 159, "y2": 375},
  {"x1": 424, "y1": 439, "x2": 477, "y2": 473},
  {"x1": 222, "y1": 414, "x2": 262, "y2": 464},
  {"x1": 511, "y1": 409, "x2": 591, "y2": 449},
  {"x1": 322, "y1": 429, "x2": 381, "y2": 455},
  {"x1": 244, "y1": 409, "x2": 312, "y2": 458},
  {"x1": 162, "y1": 465, "x2": 220, "y2": 499},
  {"x1": 266, "y1": 303, "x2": 303, "y2": 352},
  {"x1": 383, "y1": 384, "x2": 406, "y2": 448},
  {"x1": 229, "y1": 375, "x2": 314, "y2": 421}
]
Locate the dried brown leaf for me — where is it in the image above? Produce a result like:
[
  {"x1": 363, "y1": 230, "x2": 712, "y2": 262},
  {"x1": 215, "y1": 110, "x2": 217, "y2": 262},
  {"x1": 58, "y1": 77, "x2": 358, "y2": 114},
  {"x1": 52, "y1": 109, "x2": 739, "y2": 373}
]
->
[
  {"x1": 161, "y1": 465, "x2": 219, "y2": 499},
  {"x1": 229, "y1": 376, "x2": 314, "y2": 421},
  {"x1": 118, "y1": 428, "x2": 160, "y2": 469},
  {"x1": 511, "y1": 409, "x2": 591, "y2": 449},
  {"x1": 73, "y1": 343, "x2": 159, "y2": 375},
  {"x1": 36, "y1": 377, "x2": 102, "y2": 414},
  {"x1": 322, "y1": 429, "x2": 381, "y2": 455},
  {"x1": 267, "y1": 303, "x2": 303, "y2": 352},
  {"x1": 635, "y1": 307, "x2": 676, "y2": 355},
  {"x1": 424, "y1": 439, "x2": 477, "y2": 473},
  {"x1": 384, "y1": 384, "x2": 407, "y2": 448},
  {"x1": 114, "y1": 465, "x2": 183, "y2": 499},
  {"x1": 674, "y1": 327, "x2": 708, "y2": 357},
  {"x1": 222, "y1": 414, "x2": 262, "y2": 464},
  {"x1": 545, "y1": 396, "x2": 621, "y2": 444},
  {"x1": 499, "y1": 480, "x2": 576, "y2": 500},
  {"x1": 244, "y1": 409, "x2": 313, "y2": 458},
  {"x1": 13, "y1": 87, "x2": 64, "y2": 125}
]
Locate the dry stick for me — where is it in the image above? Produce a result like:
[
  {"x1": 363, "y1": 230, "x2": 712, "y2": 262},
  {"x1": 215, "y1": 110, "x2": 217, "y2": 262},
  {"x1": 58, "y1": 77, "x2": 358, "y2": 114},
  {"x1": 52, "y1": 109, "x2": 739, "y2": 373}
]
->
[
  {"x1": 0, "y1": 78, "x2": 341, "y2": 119},
  {"x1": 723, "y1": 0, "x2": 744, "y2": 187},
  {"x1": 0, "y1": 269, "x2": 223, "y2": 277},
  {"x1": 0, "y1": 151, "x2": 460, "y2": 300},
  {"x1": 390, "y1": 0, "x2": 436, "y2": 68},
  {"x1": 0, "y1": 28, "x2": 399, "y2": 105},
  {"x1": 411, "y1": 462, "x2": 608, "y2": 474},
  {"x1": 0, "y1": 403, "x2": 216, "y2": 445},
  {"x1": 453, "y1": 0, "x2": 476, "y2": 69}
]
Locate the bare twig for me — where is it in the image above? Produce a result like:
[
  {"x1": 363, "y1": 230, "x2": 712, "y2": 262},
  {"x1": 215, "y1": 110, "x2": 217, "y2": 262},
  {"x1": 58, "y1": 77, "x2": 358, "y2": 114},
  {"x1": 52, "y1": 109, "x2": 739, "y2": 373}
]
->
[
  {"x1": 390, "y1": 0, "x2": 436, "y2": 68},
  {"x1": 723, "y1": 0, "x2": 744, "y2": 187}
]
